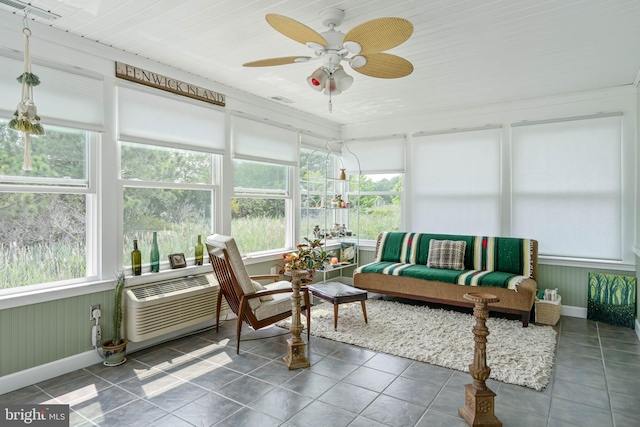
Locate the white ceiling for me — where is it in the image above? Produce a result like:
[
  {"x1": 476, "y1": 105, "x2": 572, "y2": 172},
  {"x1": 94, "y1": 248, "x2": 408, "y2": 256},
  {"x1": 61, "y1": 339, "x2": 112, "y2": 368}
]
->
[{"x1": 2, "y1": 0, "x2": 640, "y2": 126}]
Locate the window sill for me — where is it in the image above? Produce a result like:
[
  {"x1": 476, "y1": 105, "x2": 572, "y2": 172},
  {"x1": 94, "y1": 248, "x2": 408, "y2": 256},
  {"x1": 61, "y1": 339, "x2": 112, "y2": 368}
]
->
[
  {"x1": 538, "y1": 255, "x2": 635, "y2": 271},
  {"x1": 0, "y1": 264, "x2": 215, "y2": 310}
]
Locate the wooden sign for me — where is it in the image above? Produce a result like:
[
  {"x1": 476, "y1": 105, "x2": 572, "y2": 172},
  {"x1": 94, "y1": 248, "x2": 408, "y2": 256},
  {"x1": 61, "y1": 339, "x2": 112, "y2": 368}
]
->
[{"x1": 115, "y1": 62, "x2": 225, "y2": 107}]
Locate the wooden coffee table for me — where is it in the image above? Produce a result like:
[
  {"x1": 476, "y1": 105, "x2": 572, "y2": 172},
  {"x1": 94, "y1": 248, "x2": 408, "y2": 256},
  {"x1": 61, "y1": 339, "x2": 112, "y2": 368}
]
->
[{"x1": 306, "y1": 282, "x2": 368, "y2": 330}]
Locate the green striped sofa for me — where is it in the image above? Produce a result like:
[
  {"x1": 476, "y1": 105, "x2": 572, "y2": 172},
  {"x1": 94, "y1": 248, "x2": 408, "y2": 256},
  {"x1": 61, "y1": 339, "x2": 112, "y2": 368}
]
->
[{"x1": 354, "y1": 232, "x2": 538, "y2": 326}]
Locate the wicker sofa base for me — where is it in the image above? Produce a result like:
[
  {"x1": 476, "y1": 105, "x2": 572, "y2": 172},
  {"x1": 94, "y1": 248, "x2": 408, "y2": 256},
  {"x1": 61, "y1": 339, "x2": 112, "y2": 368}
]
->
[{"x1": 354, "y1": 273, "x2": 537, "y2": 327}]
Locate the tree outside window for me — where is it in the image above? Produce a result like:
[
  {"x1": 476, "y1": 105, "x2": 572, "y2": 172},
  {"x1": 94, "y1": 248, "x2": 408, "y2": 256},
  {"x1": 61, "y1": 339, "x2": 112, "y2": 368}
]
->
[{"x1": 0, "y1": 119, "x2": 91, "y2": 289}]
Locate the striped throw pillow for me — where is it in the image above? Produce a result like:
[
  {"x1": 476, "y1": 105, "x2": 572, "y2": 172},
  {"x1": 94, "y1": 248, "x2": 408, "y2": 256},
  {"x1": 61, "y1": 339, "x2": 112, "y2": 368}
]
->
[{"x1": 427, "y1": 239, "x2": 467, "y2": 270}]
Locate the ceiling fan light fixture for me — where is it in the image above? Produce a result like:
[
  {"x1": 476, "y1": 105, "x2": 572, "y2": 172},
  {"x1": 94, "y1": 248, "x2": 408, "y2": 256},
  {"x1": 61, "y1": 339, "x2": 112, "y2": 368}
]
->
[
  {"x1": 246, "y1": 10, "x2": 414, "y2": 112},
  {"x1": 307, "y1": 67, "x2": 329, "y2": 91}
]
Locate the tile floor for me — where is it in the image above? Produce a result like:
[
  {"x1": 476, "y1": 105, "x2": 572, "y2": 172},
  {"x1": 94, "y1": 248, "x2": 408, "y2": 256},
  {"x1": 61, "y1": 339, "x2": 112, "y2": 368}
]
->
[{"x1": 2, "y1": 302, "x2": 640, "y2": 427}]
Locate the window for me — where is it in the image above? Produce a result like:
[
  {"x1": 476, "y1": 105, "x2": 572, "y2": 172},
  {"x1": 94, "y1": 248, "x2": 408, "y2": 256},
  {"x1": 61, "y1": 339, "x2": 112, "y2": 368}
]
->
[
  {"x1": 411, "y1": 128, "x2": 502, "y2": 235},
  {"x1": 0, "y1": 120, "x2": 96, "y2": 289},
  {"x1": 355, "y1": 173, "x2": 403, "y2": 240},
  {"x1": 232, "y1": 159, "x2": 290, "y2": 254},
  {"x1": 231, "y1": 115, "x2": 297, "y2": 255},
  {"x1": 511, "y1": 114, "x2": 622, "y2": 260},
  {"x1": 119, "y1": 142, "x2": 216, "y2": 270},
  {"x1": 300, "y1": 148, "x2": 333, "y2": 240}
]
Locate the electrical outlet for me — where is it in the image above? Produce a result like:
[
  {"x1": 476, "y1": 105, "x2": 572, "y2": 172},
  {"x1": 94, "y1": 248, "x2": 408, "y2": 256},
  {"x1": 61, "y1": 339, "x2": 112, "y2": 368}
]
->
[{"x1": 90, "y1": 304, "x2": 100, "y2": 321}]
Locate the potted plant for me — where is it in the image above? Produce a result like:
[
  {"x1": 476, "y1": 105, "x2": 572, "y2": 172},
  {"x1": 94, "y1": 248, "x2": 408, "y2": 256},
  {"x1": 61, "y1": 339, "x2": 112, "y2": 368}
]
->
[
  {"x1": 280, "y1": 238, "x2": 334, "y2": 281},
  {"x1": 101, "y1": 272, "x2": 128, "y2": 366}
]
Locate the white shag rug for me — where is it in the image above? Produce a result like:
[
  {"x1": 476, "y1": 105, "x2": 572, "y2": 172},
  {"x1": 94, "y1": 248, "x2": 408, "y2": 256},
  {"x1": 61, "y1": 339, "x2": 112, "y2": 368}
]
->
[{"x1": 278, "y1": 299, "x2": 557, "y2": 390}]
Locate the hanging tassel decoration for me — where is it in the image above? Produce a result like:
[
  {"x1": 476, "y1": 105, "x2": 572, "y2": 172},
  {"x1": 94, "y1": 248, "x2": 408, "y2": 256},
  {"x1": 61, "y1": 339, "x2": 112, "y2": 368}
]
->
[
  {"x1": 8, "y1": 26, "x2": 44, "y2": 171},
  {"x1": 22, "y1": 134, "x2": 32, "y2": 170}
]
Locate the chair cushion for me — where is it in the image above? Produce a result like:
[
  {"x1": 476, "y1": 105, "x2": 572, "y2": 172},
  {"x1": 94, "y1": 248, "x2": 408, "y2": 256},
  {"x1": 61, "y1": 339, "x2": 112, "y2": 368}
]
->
[
  {"x1": 206, "y1": 234, "x2": 261, "y2": 310},
  {"x1": 254, "y1": 281, "x2": 309, "y2": 321},
  {"x1": 251, "y1": 280, "x2": 275, "y2": 302}
]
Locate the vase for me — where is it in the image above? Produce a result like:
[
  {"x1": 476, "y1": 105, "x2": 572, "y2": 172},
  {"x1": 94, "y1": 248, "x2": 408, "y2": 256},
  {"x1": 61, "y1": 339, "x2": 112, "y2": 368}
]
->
[
  {"x1": 339, "y1": 168, "x2": 346, "y2": 180},
  {"x1": 150, "y1": 231, "x2": 159, "y2": 272}
]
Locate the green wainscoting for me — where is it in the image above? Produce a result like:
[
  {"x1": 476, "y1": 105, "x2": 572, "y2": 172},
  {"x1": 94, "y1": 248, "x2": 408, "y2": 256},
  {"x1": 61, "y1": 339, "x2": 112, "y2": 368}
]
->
[
  {"x1": 358, "y1": 249, "x2": 377, "y2": 266},
  {"x1": 536, "y1": 265, "x2": 632, "y2": 308},
  {"x1": 0, "y1": 290, "x2": 113, "y2": 377}
]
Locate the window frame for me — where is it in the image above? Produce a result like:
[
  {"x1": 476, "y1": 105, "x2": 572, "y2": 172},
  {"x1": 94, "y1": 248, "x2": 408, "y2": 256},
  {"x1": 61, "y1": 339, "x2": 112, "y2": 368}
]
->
[
  {"x1": 353, "y1": 172, "x2": 404, "y2": 242},
  {"x1": 231, "y1": 158, "x2": 293, "y2": 256},
  {"x1": 0, "y1": 122, "x2": 99, "y2": 293},
  {"x1": 117, "y1": 139, "x2": 219, "y2": 272}
]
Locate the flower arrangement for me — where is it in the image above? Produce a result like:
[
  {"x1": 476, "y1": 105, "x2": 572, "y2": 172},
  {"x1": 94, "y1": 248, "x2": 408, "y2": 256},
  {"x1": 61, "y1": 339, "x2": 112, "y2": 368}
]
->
[{"x1": 280, "y1": 238, "x2": 334, "y2": 275}]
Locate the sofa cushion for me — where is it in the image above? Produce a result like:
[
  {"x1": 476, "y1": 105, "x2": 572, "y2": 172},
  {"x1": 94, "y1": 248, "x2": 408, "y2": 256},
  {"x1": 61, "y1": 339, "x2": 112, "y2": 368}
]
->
[
  {"x1": 376, "y1": 232, "x2": 419, "y2": 263},
  {"x1": 472, "y1": 237, "x2": 534, "y2": 277},
  {"x1": 376, "y1": 232, "x2": 476, "y2": 268},
  {"x1": 356, "y1": 262, "x2": 529, "y2": 289},
  {"x1": 426, "y1": 239, "x2": 466, "y2": 270}
]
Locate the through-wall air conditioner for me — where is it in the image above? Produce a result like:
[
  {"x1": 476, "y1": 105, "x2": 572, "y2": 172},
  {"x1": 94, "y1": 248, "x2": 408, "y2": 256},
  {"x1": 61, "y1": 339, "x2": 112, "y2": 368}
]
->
[{"x1": 125, "y1": 274, "x2": 230, "y2": 342}]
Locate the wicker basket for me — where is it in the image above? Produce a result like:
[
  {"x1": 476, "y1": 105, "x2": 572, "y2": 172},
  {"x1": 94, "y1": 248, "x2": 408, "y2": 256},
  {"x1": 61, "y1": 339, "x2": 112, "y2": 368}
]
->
[{"x1": 535, "y1": 295, "x2": 562, "y2": 325}]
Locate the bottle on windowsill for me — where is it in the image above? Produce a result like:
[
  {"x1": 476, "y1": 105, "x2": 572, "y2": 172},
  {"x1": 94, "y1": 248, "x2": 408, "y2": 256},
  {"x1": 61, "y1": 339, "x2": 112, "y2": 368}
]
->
[
  {"x1": 150, "y1": 231, "x2": 160, "y2": 273},
  {"x1": 131, "y1": 239, "x2": 141, "y2": 276},
  {"x1": 195, "y1": 234, "x2": 204, "y2": 266}
]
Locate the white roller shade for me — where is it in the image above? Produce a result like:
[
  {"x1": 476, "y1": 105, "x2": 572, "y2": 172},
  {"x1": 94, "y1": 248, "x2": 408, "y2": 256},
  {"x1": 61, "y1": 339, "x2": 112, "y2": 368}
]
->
[
  {"x1": 343, "y1": 137, "x2": 405, "y2": 174},
  {"x1": 512, "y1": 115, "x2": 622, "y2": 260},
  {"x1": 232, "y1": 115, "x2": 298, "y2": 165},
  {"x1": 118, "y1": 86, "x2": 225, "y2": 152},
  {"x1": 411, "y1": 128, "x2": 501, "y2": 235},
  {"x1": 300, "y1": 132, "x2": 331, "y2": 151},
  {"x1": 0, "y1": 55, "x2": 103, "y2": 131}
]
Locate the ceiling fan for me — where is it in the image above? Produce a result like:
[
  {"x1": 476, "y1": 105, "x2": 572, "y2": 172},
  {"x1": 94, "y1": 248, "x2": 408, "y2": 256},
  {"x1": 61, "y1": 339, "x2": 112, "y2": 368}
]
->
[{"x1": 243, "y1": 8, "x2": 414, "y2": 112}]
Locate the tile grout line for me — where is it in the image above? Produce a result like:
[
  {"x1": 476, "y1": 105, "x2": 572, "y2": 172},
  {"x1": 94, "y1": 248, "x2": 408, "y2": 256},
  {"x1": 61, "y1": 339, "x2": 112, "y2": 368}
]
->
[
  {"x1": 597, "y1": 322, "x2": 617, "y2": 427},
  {"x1": 545, "y1": 317, "x2": 560, "y2": 427}
]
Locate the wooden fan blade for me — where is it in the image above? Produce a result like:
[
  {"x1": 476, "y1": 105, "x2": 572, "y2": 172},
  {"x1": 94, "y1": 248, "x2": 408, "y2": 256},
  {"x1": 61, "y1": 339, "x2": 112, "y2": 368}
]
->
[
  {"x1": 266, "y1": 14, "x2": 327, "y2": 47},
  {"x1": 351, "y1": 53, "x2": 414, "y2": 79},
  {"x1": 243, "y1": 56, "x2": 311, "y2": 67},
  {"x1": 344, "y1": 17, "x2": 413, "y2": 54}
]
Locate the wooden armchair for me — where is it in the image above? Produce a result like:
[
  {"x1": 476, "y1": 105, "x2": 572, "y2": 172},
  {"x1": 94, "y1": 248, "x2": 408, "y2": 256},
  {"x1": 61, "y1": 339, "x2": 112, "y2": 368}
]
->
[{"x1": 206, "y1": 234, "x2": 311, "y2": 354}]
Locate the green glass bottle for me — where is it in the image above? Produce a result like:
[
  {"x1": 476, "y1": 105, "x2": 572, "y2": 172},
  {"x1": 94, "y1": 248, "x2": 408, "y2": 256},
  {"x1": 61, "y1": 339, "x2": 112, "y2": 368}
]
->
[
  {"x1": 131, "y1": 239, "x2": 142, "y2": 276},
  {"x1": 150, "y1": 231, "x2": 160, "y2": 273},
  {"x1": 195, "y1": 234, "x2": 204, "y2": 266}
]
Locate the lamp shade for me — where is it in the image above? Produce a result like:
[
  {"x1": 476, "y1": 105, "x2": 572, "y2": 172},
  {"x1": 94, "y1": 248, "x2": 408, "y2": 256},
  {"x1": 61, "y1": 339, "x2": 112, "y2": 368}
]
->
[
  {"x1": 307, "y1": 67, "x2": 329, "y2": 91},
  {"x1": 332, "y1": 68, "x2": 353, "y2": 91},
  {"x1": 323, "y1": 77, "x2": 342, "y2": 95}
]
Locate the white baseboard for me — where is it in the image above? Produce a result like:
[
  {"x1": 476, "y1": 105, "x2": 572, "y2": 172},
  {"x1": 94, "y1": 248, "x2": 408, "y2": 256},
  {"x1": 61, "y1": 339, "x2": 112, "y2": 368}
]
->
[
  {"x1": 561, "y1": 305, "x2": 587, "y2": 318},
  {"x1": 0, "y1": 349, "x2": 103, "y2": 395},
  {"x1": 0, "y1": 318, "x2": 221, "y2": 395}
]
